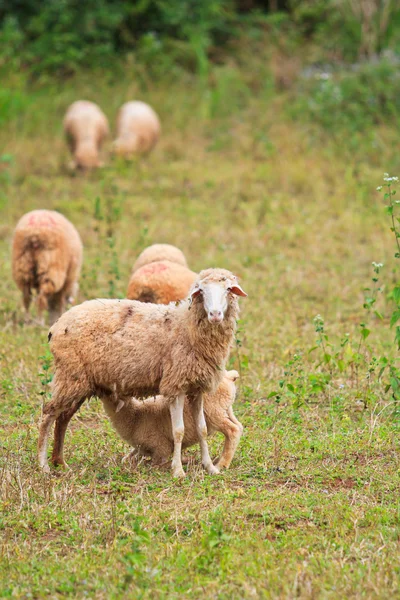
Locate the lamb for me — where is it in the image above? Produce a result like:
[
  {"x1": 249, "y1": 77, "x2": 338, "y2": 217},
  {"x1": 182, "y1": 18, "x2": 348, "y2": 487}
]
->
[
  {"x1": 12, "y1": 210, "x2": 83, "y2": 325},
  {"x1": 127, "y1": 260, "x2": 197, "y2": 304},
  {"x1": 63, "y1": 100, "x2": 109, "y2": 169},
  {"x1": 38, "y1": 268, "x2": 247, "y2": 478},
  {"x1": 50, "y1": 371, "x2": 243, "y2": 473},
  {"x1": 113, "y1": 101, "x2": 160, "y2": 157},
  {"x1": 133, "y1": 243, "x2": 187, "y2": 272}
]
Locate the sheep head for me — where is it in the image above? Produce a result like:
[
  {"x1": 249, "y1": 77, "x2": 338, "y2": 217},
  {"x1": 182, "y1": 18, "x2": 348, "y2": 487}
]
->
[{"x1": 190, "y1": 268, "x2": 247, "y2": 324}]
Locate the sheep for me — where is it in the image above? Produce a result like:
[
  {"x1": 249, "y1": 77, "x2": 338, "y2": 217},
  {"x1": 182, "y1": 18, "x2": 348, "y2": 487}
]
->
[
  {"x1": 12, "y1": 210, "x2": 83, "y2": 325},
  {"x1": 63, "y1": 100, "x2": 109, "y2": 169},
  {"x1": 38, "y1": 268, "x2": 247, "y2": 478},
  {"x1": 127, "y1": 260, "x2": 197, "y2": 304},
  {"x1": 132, "y1": 243, "x2": 187, "y2": 272},
  {"x1": 50, "y1": 371, "x2": 243, "y2": 473},
  {"x1": 113, "y1": 101, "x2": 160, "y2": 157}
]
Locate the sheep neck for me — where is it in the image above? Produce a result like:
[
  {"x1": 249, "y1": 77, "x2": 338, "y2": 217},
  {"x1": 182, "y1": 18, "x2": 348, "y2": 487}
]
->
[{"x1": 184, "y1": 298, "x2": 239, "y2": 366}]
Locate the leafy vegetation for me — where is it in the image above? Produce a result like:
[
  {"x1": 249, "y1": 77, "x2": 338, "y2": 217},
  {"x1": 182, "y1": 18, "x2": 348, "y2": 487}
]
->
[{"x1": 2, "y1": 0, "x2": 400, "y2": 75}]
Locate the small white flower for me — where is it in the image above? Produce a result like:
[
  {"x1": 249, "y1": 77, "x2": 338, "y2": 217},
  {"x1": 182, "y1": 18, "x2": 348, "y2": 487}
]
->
[{"x1": 376, "y1": 186, "x2": 383, "y2": 191}]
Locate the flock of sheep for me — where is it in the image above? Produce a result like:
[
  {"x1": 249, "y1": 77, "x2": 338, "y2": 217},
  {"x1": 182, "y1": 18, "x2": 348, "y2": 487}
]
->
[
  {"x1": 11, "y1": 100, "x2": 247, "y2": 477},
  {"x1": 64, "y1": 99, "x2": 160, "y2": 169}
]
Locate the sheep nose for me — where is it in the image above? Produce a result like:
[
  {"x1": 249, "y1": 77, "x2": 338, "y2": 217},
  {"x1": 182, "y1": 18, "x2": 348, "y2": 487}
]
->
[{"x1": 209, "y1": 310, "x2": 223, "y2": 323}]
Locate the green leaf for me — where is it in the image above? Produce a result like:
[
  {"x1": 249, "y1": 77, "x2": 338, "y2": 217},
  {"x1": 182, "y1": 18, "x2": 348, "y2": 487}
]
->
[
  {"x1": 361, "y1": 328, "x2": 370, "y2": 340},
  {"x1": 395, "y1": 326, "x2": 400, "y2": 349},
  {"x1": 393, "y1": 286, "x2": 400, "y2": 304},
  {"x1": 390, "y1": 309, "x2": 400, "y2": 327}
]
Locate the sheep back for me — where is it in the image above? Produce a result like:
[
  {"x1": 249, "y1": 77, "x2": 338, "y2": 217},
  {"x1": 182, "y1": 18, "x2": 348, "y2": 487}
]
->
[
  {"x1": 12, "y1": 210, "x2": 83, "y2": 294},
  {"x1": 127, "y1": 260, "x2": 197, "y2": 304},
  {"x1": 133, "y1": 244, "x2": 187, "y2": 272},
  {"x1": 114, "y1": 101, "x2": 160, "y2": 156}
]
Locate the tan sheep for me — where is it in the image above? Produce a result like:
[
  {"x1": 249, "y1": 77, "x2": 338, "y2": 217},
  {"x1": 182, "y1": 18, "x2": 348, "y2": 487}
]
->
[
  {"x1": 63, "y1": 100, "x2": 109, "y2": 169},
  {"x1": 127, "y1": 260, "x2": 197, "y2": 304},
  {"x1": 113, "y1": 101, "x2": 160, "y2": 157},
  {"x1": 133, "y1": 243, "x2": 187, "y2": 272},
  {"x1": 38, "y1": 268, "x2": 247, "y2": 478},
  {"x1": 12, "y1": 210, "x2": 83, "y2": 325},
  {"x1": 50, "y1": 371, "x2": 243, "y2": 472}
]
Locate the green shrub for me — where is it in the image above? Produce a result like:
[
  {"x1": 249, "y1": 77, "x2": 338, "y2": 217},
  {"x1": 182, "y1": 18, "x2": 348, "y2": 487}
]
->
[{"x1": 290, "y1": 60, "x2": 400, "y2": 134}]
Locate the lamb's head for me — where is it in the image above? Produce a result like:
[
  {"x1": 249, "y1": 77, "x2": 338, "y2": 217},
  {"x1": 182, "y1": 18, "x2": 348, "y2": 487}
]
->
[{"x1": 190, "y1": 268, "x2": 247, "y2": 324}]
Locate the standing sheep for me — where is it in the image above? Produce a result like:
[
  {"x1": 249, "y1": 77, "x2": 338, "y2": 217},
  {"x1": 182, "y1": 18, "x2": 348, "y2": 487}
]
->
[
  {"x1": 63, "y1": 100, "x2": 109, "y2": 169},
  {"x1": 38, "y1": 268, "x2": 247, "y2": 478},
  {"x1": 113, "y1": 101, "x2": 160, "y2": 157},
  {"x1": 12, "y1": 210, "x2": 83, "y2": 325},
  {"x1": 133, "y1": 243, "x2": 187, "y2": 272},
  {"x1": 50, "y1": 371, "x2": 243, "y2": 472},
  {"x1": 127, "y1": 260, "x2": 197, "y2": 304}
]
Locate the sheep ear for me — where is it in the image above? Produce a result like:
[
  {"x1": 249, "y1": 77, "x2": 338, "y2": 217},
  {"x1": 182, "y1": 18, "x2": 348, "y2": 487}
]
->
[
  {"x1": 226, "y1": 370, "x2": 240, "y2": 382},
  {"x1": 190, "y1": 286, "x2": 202, "y2": 301},
  {"x1": 229, "y1": 284, "x2": 247, "y2": 297}
]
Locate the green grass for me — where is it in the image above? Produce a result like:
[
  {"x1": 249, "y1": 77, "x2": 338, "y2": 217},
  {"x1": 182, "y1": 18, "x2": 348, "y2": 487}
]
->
[{"x1": 0, "y1": 68, "x2": 400, "y2": 598}]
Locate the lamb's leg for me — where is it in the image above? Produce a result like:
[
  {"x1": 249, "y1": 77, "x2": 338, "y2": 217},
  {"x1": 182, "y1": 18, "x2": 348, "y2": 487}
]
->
[
  {"x1": 52, "y1": 400, "x2": 85, "y2": 468},
  {"x1": 191, "y1": 393, "x2": 219, "y2": 475},
  {"x1": 169, "y1": 393, "x2": 186, "y2": 478},
  {"x1": 214, "y1": 414, "x2": 243, "y2": 470}
]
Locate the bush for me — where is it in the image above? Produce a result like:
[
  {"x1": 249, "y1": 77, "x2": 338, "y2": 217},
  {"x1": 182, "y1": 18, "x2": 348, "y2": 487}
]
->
[{"x1": 289, "y1": 59, "x2": 400, "y2": 134}]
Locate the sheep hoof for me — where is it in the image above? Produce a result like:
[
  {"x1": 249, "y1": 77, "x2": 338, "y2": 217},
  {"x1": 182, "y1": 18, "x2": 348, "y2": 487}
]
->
[
  {"x1": 172, "y1": 466, "x2": 186, "y2": 479},
  {"x1": 214, "y1": 460, "x2": 228, "y2": 470},
  {"x1": 205, "y1": 463, "x2": 220, "y2": 475},
  {"x1": 52, "y1": 459, "x2": 70, "y2": 470}
]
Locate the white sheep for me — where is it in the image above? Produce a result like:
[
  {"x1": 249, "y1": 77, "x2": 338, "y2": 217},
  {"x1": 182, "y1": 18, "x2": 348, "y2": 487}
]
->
[
  {"x1": 12, "y1": 210, "x2": 83, "y2": 325},
  {"x1": 63, "y1": 100, "x2": 109, "y2": 169},
  {"x1": 38, "y1": 268, "x2": 247, "y2": 477},
  {"x1": 127, "y1": 260, "x2": 197, "y2": 304},
  {"x1": 133, "y1": 243, "x2": 188, "y2": 272},
  {"x1": 50, "y1": 371, "x2": 243, "y2": 472},
  {"x1": 113, "y1": 101, "x2": 160, "y2": 157}
]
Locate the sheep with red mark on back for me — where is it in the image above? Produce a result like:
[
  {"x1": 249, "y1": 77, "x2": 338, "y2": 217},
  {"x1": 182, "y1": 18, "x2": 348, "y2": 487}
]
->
[{"x1": 12, "y1": 210, "x2": 83, "y2": 325}]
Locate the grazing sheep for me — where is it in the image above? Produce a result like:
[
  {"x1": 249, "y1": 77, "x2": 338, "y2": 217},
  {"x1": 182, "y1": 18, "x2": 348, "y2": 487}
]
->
[
  {"x1": 133, "y1": 243, "x2": 187, "y2": 273},
  {"x1": 113, "y1": 101, "x2": 160, "y2": 157},
  {"x1": 63, "y1": 100, "x2": 109, "y2": 169},
  {"x1": 38, "y1": 268, "x2": 247, "y2": 477},
  {"x1": 12, "y1": 210, "x2": 83, "y2": 325},
  {"x1": 127, "y1": 260, "x2": 197, "y2": 304},
  {"x1": 51, "y1": 371, "x2": 243, "y2": 472}
]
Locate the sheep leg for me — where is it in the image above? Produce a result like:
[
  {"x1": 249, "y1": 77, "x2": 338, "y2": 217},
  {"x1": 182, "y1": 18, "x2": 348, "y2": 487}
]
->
[
  {"x1": 169, "y1": 393, "x2": 186, "y2": 478},
  {"x1": 214, "y1": 414, "x2": 243, "y2": 470},
  {"x1": 52, "y1": 400, "x2": 85, "y2": 468},
  {"x1": 191, "y1": 393, "x2": 219, "y2": 475},
  {"x1": 22, "y1": 285, "x2": 32, "y2": 318},
  {"x1": 36, "y1": 291, "x2": 48, "y2": 326},
  {"x1": 48, "y1": 290, "x2": 66, "y2": 326},
  {"x1": 38, "y1": 411, "x2": 58, "y2": 473}
]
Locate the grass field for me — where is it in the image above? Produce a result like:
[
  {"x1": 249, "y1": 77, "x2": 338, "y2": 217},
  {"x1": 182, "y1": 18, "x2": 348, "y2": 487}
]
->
[{"x1": 1, "y1": 69, "x2": 400, "y2": 598}]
